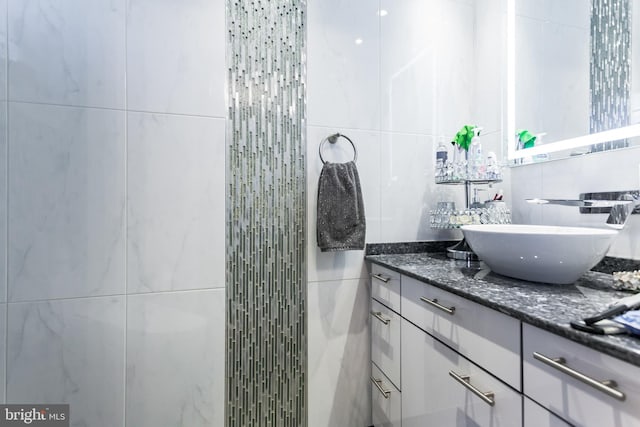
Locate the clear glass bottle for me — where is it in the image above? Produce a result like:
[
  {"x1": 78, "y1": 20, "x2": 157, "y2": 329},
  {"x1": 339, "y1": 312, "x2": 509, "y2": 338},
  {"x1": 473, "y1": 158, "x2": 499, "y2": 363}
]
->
[
  {"x1": 452, "y1": 145, "x2": 467, "y2": 180},
  {"x1": 468, "y1": 132, "x2": 485, "y2": 180},
  {"x1": 435, "y1": 137, "x2": 449, "y2": 181}
]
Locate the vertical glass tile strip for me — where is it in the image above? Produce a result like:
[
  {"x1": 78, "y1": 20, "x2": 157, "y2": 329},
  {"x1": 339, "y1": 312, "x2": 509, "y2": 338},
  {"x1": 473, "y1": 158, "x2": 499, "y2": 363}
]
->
[
  {"x1": 590, "y1": 0, "x2": 631, "y2": 151},
  {"x1": 226, "y1": 1, "x2": 307, "y2": 426}
]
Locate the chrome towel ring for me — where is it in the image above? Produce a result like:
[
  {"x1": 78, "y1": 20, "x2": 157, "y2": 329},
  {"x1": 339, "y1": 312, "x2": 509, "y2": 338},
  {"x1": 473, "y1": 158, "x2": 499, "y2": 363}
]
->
[{"x1": 319, "y1": 133, "x2": 357, "y2": 164}]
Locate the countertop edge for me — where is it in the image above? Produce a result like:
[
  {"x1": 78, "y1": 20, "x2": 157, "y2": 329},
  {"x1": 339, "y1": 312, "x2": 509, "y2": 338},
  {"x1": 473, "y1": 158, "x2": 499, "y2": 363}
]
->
[{"x1": 367, "y1": 255, "x2": 640, "y2": 368}]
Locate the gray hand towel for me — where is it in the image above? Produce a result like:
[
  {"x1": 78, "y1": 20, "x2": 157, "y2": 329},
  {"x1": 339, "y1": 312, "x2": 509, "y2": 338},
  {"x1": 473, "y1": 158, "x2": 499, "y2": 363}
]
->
[{"x1": 317, "y1": 161, "x2": 366, "y2": 251}]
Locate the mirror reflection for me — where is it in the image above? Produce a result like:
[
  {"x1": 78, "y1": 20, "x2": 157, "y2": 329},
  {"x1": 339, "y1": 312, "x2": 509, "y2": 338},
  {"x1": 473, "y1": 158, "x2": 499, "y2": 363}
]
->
[{"x1": 513, "y1": 0, "x2": 640, "y2": 161}]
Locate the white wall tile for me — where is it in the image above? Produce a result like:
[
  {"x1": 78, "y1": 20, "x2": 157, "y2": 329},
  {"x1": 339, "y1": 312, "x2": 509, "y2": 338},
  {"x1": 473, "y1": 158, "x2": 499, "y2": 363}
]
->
[
  {"x1": 127, "y1": 0, "x2": 225, "y2": 117},
  {"x1": 7, "y1": 296, "x2": 125, "y2": 427},
  {"x1": 126, "y1": 289, "x2": 225, "y2": 427},
  {"x1": 510, "y1": 162, "x2": 544, "y2": 225},
  {"x1": 307, "y1": 126, "x2": 380, "y2": 282},
  {"x1": 0, "y1": 103, "x2": 5, "y2": 303},
  {"x1": 516, "y1": 0, "x2": 590, "y2": 29},
  {"x1": 0, "y1": 304, "x2": 5, "y2": 404},
  {"x1": 307, "y1": 0, "x2": 380, "y2": 130},
  {"x1": 308, "y1": 278, "x2": 370, "y2": 427},
  {"x1": 0, "y1": 0, "x2": 7, "y2": 101},
  {"x1": 380, "y1": 0, "x2": 475, "y2": 135},
  {"x1": 8, "y1": 0, "x2": 126, "y2": 109},
  {"x1": 380, "y1": 132, "x2": 464, "y2": 242},
  {"x1": 8, "y1": 103, "x2": 126, "y2": 301},
  {"x1": 127, "y1": 113, "x2": 225, "y2": 293}
]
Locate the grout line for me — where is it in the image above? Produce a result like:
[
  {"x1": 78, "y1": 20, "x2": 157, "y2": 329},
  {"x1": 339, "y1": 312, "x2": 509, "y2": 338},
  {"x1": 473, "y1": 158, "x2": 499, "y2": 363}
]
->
[
  {"x1": 5, "y1": 100, "x2": 226, "y2": 120},
  {"x1": 4, "y1": 287, "x2": 227, "y2": 306},
  {"x1": 308, "y1": 123, "x2": 496, "y2": 140},
  {"x1": 123, "y1": 2, "x2": 128, "y2": 424}
]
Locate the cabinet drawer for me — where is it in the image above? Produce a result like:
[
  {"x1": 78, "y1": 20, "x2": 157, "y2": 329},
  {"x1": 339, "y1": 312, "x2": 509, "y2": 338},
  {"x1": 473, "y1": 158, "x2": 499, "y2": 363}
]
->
[
  {"x1": 524, "y1": 397, "x2": 571, "y2": 427},
  {"x1": 371, "y1": 363, "x2": 401, "y2": 427},
  {"x1": 371, "y1": 299, "x2": 401, "y2": 389},
  {"x1": 401, "y1": 275, "x2": 520, "y2": 389},
  {"x1": 401, "y1": 318, "x2": 522, "y2": 427},
  {"x1": 371, "y1": 264, "x2": 401, "y2": 313},
  {"x1": 523, "y1": 324, "x2": 640, "y2": 427}
]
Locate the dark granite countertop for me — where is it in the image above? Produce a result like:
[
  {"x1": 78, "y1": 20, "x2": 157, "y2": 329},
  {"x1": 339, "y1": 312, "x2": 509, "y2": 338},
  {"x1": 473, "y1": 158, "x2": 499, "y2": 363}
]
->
[{"x1": 366, "y1": 251, "x2": 640, "y2": 368}]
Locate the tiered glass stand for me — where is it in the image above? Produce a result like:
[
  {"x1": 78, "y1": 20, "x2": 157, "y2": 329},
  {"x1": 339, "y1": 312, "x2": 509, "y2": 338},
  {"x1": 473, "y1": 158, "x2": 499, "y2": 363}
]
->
[{"x1": 435, "y1": 178, "x2": 503, "y2": 260}]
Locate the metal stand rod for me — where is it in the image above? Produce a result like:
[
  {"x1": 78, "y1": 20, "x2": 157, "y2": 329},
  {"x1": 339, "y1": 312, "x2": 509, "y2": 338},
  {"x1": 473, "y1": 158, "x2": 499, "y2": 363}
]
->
[{"x1": 447, "y1": 160, "x2": 479, "y2": 260}]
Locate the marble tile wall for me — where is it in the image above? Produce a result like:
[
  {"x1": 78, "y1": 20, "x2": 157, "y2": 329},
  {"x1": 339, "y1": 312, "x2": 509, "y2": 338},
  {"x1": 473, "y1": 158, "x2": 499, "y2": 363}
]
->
[
  {"x1": 307, "y1": 0, "x2": 506, "y2": 425},
  {"x1": 0, "y1": 0, "x2": 226, "y2": 426},
  {"x1": 0, "y1": 0, "x2": 512, "y2": 425}
]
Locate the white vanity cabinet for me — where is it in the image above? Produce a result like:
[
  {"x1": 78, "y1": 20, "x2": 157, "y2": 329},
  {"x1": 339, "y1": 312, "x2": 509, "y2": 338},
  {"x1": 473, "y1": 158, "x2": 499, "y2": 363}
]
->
[
  {"x1": 401, "y1": 318, "x2": 522, "y2": 426},
  {"x1": 370, "y1": 265, "x2": 402, "y2": 427},
  {"x1": 523, "y1": 397, "x2": 572, "y2": 427},
  {"x1": 370, "y1": 260, "x2": 640, "y2": 427},
  {"x1": 371, "y1": 363, "x2": 402, "y2": 427},
  {"x1": 371, "y1": 264, "x2": 401, "y2": 313},
  {"x1": 523, "y1": 323, "x2": 640, "y2": 427},
  {"x1": 401, "y1": 275, "x2": 521, "y2": 389},
  {"x1": 371, "y1": 298, "x2": 401, "y2": 389}
]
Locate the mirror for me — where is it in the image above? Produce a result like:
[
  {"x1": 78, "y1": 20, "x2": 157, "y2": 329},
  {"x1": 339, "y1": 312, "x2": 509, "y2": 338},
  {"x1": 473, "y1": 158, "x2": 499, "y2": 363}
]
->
[{"x1": 507, "y1": 0, "x2": 640, "y2": 163}]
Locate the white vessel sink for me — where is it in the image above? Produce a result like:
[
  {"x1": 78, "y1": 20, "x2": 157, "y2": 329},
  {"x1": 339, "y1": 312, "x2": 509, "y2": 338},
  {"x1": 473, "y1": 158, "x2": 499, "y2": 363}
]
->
[{"x1": 460, "y1": 224, "x2": 619, "y2": 284}]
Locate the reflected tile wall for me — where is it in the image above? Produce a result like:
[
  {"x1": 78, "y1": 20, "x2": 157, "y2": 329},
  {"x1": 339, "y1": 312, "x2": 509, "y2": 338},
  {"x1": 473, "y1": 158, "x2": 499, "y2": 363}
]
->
[
  {"x1": 8, "y1": 0, "x2": 126, "y2": 109},
  {"x1": 126, "y1": 289, "x2": 225, "y2": 427},
  {"x1": 127, "y1": 113, "x2": 225, "y2": 293},
  {"x1": 515, "y1": 12, "x2": 590, "y2": 143},
  {"x1": 7, "y1": 297, "x2": 126, "y2": 427},
  {"x1": 8, "y1": 103, "x2": 126, "y2": 302},
  {"x1": 590, "y1": 0, "x2": 631, "y2": 150}
]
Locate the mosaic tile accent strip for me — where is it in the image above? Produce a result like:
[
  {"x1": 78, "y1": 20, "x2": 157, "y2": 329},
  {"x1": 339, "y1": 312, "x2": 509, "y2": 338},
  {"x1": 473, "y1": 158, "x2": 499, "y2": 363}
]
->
[
  {"x1": 226, "y1": 0, "x2": 307, "y2": 426},
  {"x1": 590, "y1": 0, "x2": 631, "y2": 151}
]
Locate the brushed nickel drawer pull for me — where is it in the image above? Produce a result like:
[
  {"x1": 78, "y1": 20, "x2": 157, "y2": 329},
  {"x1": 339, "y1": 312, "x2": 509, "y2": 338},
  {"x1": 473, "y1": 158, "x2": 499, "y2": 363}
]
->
[
  {"x1": 371, "y1": 376, "x2": 392, "y2": 398},
  {"x1": 420, "y1": 296, "x2": 455, "y2": 315},
  {"x1": 371, "y1": 311, "x2": 390, "y2": 325},
  {"x1": 533, "y1": 352, "x2": 626, "y2": 401},
  {"x1": 372, "y1": 273, "x2": 390, "y2": 283},
  {"x1": 449, "y1": 371, "x2": 495, "y2": 406}
]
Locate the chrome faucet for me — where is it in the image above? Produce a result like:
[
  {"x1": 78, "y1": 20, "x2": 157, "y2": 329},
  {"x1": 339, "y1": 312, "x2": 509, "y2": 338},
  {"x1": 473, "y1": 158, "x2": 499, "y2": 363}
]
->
[
  {"x1": 605, "y1": 193, "x2": 640, "y2": 229},
  {"x1": 526, "y1": 191, "x2": 640, "y2": 230}
]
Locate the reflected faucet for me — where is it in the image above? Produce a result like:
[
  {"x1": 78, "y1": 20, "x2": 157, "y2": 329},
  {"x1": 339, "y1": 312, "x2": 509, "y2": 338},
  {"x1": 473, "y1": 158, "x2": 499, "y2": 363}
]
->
[{"x1": 526, "y1": 191, "x2": 640, "y2": 230}]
